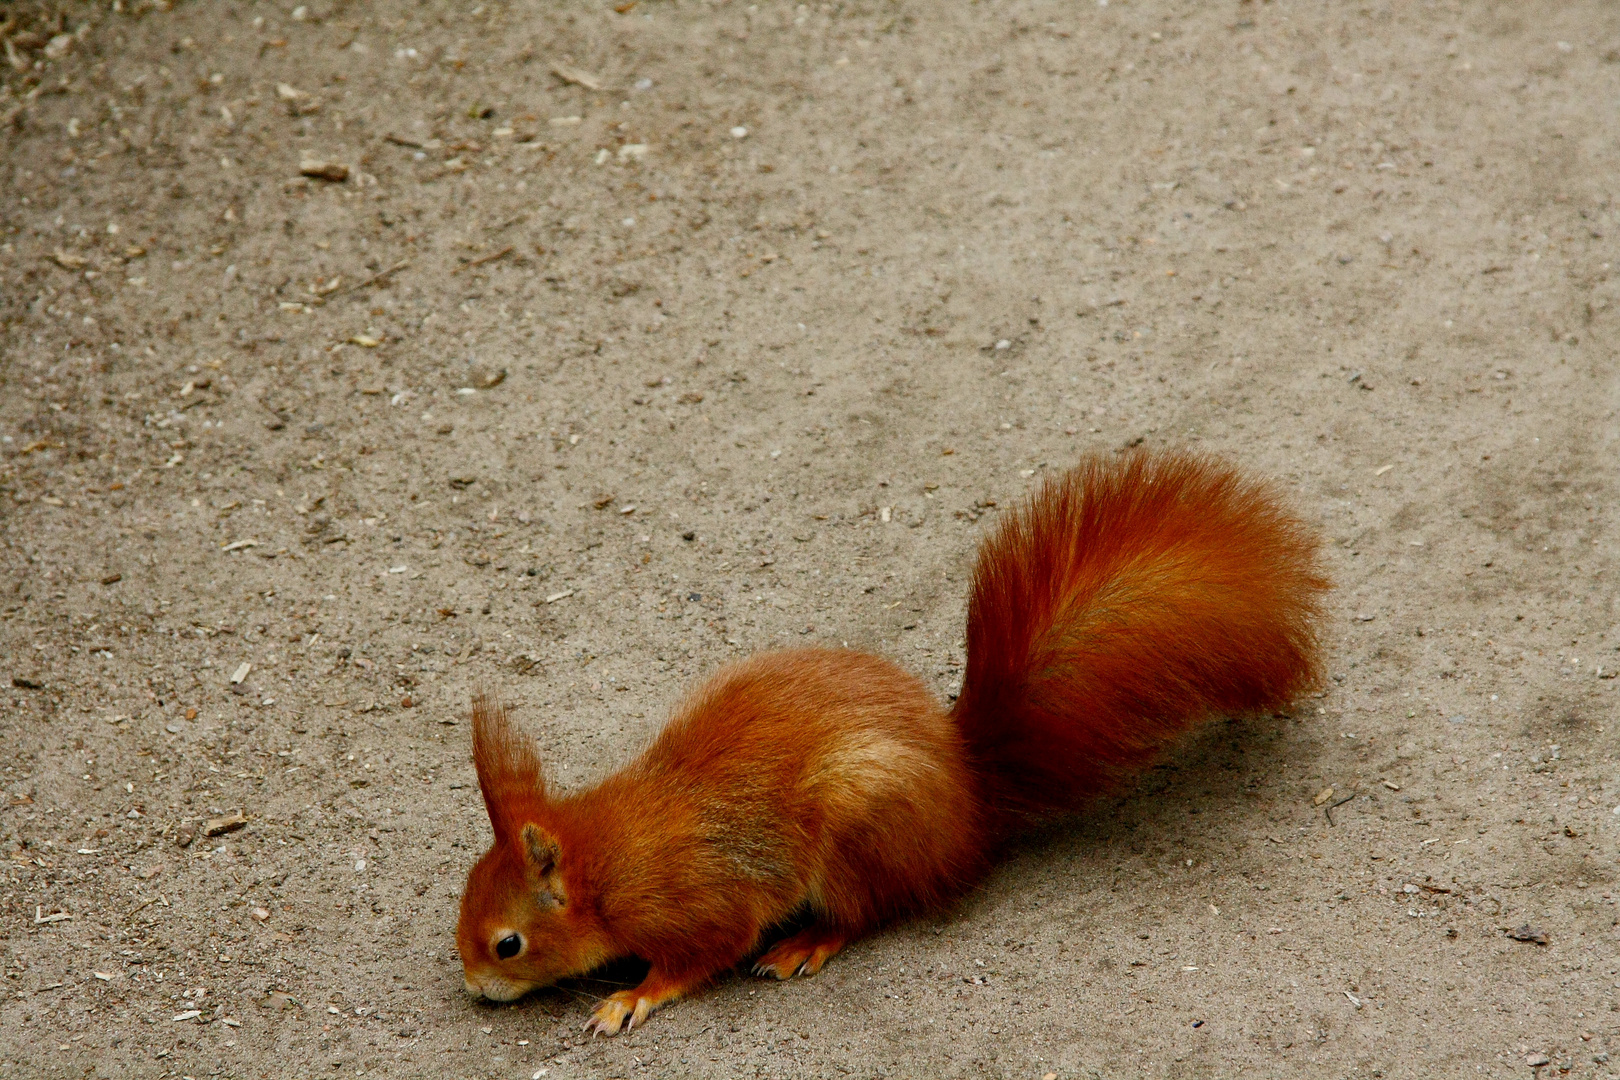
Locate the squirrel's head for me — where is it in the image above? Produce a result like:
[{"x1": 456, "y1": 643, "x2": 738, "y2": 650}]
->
[{"x1": 455, "y1": 695, "x2": 607, "y2": 1001}]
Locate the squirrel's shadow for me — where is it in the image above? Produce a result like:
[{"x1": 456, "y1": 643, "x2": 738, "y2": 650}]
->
[{"x1": 953, "y1": 710, "x2": 1318, "y2": 923}]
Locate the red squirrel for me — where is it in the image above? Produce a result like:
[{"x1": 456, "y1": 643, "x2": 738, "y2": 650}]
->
[{"x1": 456, "y1": 450, "x2": 1328, "y2": 1034}]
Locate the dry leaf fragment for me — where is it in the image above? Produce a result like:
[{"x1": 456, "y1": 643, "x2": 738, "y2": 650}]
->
[
  {"x1": 1312, "y1": 786, "x2": 1334, "y2": 806},
  {"x1": 550, "y1": 63, "x2": 603, "y2": 90}
]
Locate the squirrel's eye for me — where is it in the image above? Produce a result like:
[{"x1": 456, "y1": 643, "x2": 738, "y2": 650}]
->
[{"x1": 495, "y1": 934, "x2": 523, "y2": 960}]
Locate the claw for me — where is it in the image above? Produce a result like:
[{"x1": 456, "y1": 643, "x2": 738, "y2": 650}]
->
[
  {"x1": 752, "y1": 927, "x2": 849, "y2": 981},
  {"x1": 585, "y1": 989, "x2": 657, "y2": 1036}
]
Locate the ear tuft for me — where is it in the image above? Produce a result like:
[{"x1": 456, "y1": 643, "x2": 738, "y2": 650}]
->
[{"x1": 470, "y1": 691, "x2": 545, "y2": 842}]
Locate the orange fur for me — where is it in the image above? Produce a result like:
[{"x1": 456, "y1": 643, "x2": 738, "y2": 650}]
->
[{"x1": 456, "y1": 450, "x2": 1329, "y2": 1033}]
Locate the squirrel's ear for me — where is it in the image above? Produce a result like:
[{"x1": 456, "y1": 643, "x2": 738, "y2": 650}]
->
[
  {"x1": 520, "y1": 822, "x2": 561, "y2": 876},
  {"x1": 520, "y1": 822, "x2": 565, "y2": 904},
  {"x1": 471, "y1": 692, "x2": 544, "y2": 842}
]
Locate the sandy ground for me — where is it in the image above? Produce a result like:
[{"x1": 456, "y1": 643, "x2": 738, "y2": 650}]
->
[{"x1": 2, "y1": 0, "x2": 1619, "y2": 1076}]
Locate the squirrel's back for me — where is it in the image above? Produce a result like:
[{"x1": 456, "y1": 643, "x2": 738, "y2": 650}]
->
[{"x1": 578, "y1": 649, "x2": 985, "y2": 936}]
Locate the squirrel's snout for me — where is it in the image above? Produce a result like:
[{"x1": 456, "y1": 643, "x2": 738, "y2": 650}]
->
[{"x1": 464, "y1": 972, "x2": 528, "y2": 1002}]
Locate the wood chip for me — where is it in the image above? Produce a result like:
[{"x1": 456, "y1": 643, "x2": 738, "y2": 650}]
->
[
  {"x1": 221, "y1": 539, "x2": 259, "y2": 552},
  {"x1": 204, "y1": 812, "x2": 248, "y2": 837},
  {"x1": 230, "y1": 662, "x2": 252, "y2": 684},
  {"x1": 299, "y1": 160, "x2": 349, "y2": 182},
  {"x1": 33, "y1": 907, "x2": 72, "y2": 925},
  {"x1": 545, "y1": 589, "x2": 574, "y2": 604},
  {"x1": 1312, "y1": 786, "x2": 1334, "y2": 806}
]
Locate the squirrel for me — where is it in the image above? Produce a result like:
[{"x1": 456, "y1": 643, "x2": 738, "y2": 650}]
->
[{"x1": 456, "y1": 449, "x2": 1329, "y2": 1035}]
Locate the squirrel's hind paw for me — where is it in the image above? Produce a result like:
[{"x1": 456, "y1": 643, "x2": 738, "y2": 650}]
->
[{"x1": 751, "y1": 927, "x2": 849, "y2": 980}]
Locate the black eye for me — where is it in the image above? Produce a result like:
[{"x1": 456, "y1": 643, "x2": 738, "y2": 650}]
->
[{"x1": 495, "y1": 934, "x2": 522, "y2": 960}]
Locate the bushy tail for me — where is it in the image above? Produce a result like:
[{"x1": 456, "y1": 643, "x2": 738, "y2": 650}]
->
[{"x1": 951, "y1": 450, "x2": 1329, "y2": 826}]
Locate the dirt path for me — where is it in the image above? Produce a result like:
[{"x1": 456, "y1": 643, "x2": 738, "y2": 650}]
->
[{"x1": 3, "y1": 1, "x2": 1618, "y2": 1077}]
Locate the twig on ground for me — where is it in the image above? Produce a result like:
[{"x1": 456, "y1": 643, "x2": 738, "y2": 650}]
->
[
  {"x1": 1325, "y1": 792, "x2": 1355, "y2": 826},
  {"x1": 453, "y1": 246, "x2": 514, "y2": 274}
]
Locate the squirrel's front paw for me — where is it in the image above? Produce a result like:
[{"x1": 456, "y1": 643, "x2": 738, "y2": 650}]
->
[{"x1": 584, "y1": 990, "x2": 654, "y2": 1036}]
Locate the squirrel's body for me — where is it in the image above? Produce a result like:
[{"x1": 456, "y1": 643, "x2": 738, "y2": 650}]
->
[{"x1": 458, "y1": 451, "x2": 1329, "y2": 1033}]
